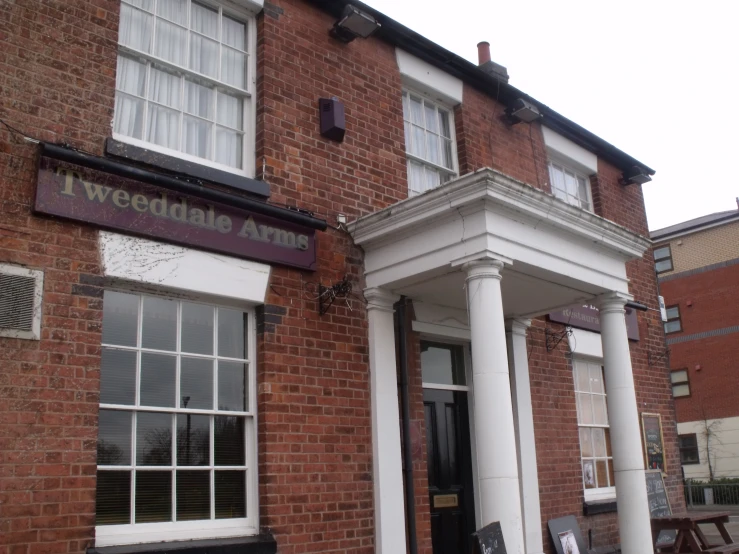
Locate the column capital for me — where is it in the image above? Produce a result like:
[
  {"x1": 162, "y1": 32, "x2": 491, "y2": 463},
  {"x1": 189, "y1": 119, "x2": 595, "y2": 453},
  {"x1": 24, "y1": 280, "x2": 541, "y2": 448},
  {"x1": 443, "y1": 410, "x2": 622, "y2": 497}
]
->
[
  {"x1": 364, "y1": 287, "x2": 400, "y2": 312},
  {"x1": 594, "y1": 291, "x2": 634, "y2": 314},
  {"x1": 505, "y1": 318, "x2": 532, "y2": 337},
  {"x1": 462, "y1": 258, "x2": 506, "y2": 282}
]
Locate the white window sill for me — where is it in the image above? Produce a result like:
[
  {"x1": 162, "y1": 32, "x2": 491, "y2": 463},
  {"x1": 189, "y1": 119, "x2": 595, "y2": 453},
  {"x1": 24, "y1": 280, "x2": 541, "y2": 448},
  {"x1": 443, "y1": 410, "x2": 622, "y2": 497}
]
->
[{"x1": 95, "y1": 519, "x2": 256, "y2": 547}]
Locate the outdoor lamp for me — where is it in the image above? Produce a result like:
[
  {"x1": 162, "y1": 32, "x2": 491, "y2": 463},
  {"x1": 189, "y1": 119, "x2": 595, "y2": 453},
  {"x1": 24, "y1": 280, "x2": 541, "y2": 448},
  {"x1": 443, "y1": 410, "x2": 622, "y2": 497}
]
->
[{"x1": 330, "y1": 5, "x2": 381, "y2": 43}]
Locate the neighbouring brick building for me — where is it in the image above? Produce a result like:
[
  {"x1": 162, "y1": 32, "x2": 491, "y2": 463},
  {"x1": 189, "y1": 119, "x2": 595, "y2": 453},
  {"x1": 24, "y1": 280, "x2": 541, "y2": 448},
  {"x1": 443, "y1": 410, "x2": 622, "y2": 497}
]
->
[
  {"x1": 651, "y1": 206, "x2": 739, "y2": 481},
  {"x1": 0, "y1": 1, "x2": 679, "y2": 554}
]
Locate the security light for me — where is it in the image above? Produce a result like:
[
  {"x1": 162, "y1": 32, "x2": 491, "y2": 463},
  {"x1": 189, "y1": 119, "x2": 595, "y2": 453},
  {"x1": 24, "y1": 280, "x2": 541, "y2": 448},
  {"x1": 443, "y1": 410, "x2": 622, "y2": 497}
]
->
[
  {"x1": 330, "y1": 5, "x2": 381, "y2": 43},
  {"x1": 620, "y1": 166, "x2": 652, "y2": 185},
  {"x1": 506, "y1": 98, "x2": 542, "y2": 124}
]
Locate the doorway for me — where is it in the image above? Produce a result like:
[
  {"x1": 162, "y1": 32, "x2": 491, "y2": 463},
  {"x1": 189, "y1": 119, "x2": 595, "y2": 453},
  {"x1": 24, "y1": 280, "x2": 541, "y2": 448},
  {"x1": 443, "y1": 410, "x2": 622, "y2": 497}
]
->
[{"x1": 421, "y1": 341, "x2": 475, "y2": 554}]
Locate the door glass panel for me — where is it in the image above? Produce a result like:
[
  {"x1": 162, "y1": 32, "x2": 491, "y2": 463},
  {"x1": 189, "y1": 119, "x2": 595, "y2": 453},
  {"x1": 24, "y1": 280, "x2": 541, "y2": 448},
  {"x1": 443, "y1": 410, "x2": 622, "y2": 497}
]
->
[{"x1": 421, "y1": 342, "x2": 466, "y2": 386}]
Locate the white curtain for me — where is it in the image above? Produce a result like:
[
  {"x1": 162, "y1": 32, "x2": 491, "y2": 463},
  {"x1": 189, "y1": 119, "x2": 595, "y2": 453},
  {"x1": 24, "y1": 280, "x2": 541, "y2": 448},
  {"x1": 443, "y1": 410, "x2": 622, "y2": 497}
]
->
[
  {"x1": 147, "y1": 68, "x2": 180, "y2": 150},
  {"x1": 114, "y1": 56, "x2": 146, "y2": 139},
  {"x1": 215, "y1": 92, "x2": 241, "y2": 168},
  {"x1": 119, "y1": 3, "x2": 153, "y2": 53},
  {"x1": 190, "y1": 3, "x2": 218, "y2": 78},
  {"x1": 184, "y1": 80, "x2": 213, "y2": 158}
]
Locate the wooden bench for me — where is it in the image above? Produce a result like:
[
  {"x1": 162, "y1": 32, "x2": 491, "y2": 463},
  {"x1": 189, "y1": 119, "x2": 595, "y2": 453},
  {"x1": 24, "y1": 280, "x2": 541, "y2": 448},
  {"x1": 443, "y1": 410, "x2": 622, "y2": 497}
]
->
[{"x1": 704, "y1": 544, "x2": 739, "y2": 553}]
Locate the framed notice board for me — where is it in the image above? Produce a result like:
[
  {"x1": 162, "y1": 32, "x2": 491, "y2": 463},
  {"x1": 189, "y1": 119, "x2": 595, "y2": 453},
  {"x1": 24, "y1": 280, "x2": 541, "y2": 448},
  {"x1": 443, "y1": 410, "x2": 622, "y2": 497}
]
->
[{"x1": 641, "y1": 412, "x2": 666, "y2": 472}]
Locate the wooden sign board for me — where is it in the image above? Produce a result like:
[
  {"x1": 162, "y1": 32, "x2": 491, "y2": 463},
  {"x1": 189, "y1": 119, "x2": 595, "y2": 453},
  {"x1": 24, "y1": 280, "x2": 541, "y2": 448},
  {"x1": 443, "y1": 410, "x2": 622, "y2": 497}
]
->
[
  {"x1": 641, "y1": 413, "x2": 666, "y2": 472},
  {"x1": 645, "y1": 469, "x2": 677, "y2": 548},
  {"x1": 472, "y1": 521, "x2": 506, "y2": 554}
]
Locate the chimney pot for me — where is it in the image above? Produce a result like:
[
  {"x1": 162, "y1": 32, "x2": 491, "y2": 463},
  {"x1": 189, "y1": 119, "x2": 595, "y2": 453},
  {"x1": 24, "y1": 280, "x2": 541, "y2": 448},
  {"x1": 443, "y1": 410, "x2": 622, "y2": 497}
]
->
[{"x1": 477, "y1": 41, "x2": 491, "y2": 65}]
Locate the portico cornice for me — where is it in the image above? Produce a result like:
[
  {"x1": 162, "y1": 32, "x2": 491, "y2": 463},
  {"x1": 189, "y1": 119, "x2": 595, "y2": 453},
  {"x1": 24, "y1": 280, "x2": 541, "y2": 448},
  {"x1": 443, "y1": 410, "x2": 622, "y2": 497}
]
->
[{"x1": 349, "y1": 168, "x2": 651, "y2": 260}]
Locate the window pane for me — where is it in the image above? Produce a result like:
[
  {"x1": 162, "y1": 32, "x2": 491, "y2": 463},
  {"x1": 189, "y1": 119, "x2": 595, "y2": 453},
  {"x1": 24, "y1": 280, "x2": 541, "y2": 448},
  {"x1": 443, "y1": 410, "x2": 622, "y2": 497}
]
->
[
  {"x1": 664, "y1": 320, "x2": 681, "y2": 333},
  {"x1": 578, "y1": 177, "x2": 589, "y2": 204},
  {"x1": 441, "y1": 138, "x2": 453, "y2": 169},
  {"x1": 218, "y1": 309, "x2": 246, "y2": 358},
  {"x1": 654, "y1": 246, "x2": 670, "y2": 260},
  {"x1": 98, "y1": 410, "x2": 132, "y2": 465},
  {"x1": 574, "y1": 362, "x2": 589, "y2": 392},
  {"x1": 404, "y1": 121, "x2": 412, "y2": 152},
  {"x1": 564, "y1": 171, "x2": 578, "y2": 196},
  {"x1": 215, "y1": 128, "x2": 242, "y2": 168},
  {"x1": 181, "y1": 302, "x2": 214, "y2": 355},
  {"x1": 592, "y1": 428, "x2": 607, "y2": 457},
  {"x1": 135, "y1": 471, "x2": 172, "y2": 523},
  {"x1": 137, "y1": 412, "x2": 172, "y2": 465},
  {"x1": 421, "y1": 343, "x2": 465, "y2": 386},
  {"x1": 181, "y1": 357, "x2": 214, "y2": 410},
  {"x1": 218, "y1": 361, "x2": 246, "y2": 412},
  {"x1": 102, "y1": 291, "x2": 139, "y2": 347},
  {"x1": 424, "y1": 166, "x2": 440, "y2": 191},
  {"x1": 655, "y1": 259, "x2": 673, "y2": 272},
  {"x1": 140, "y1": 353, "x2": 176, "y2": 407},
  {"x1": 120, "y1": 4, "x2": 153, "y2": 53},
  {"x1": 605, "y1": 428, "x2": 612, "y2": 456},
  {"x1": 402, "y1": 93, "x2": 410, "y2": 120},
  {"x1": 185, "y1": 80, "x2": 214, "y2": 119},
  {"x1": 579, "y1": 427, "x2": 593, "y2": 457},
  {"x1": 410, "y1": 125, "x2": 425, "y2": 158},
  {"x1": 607, "y1": 460, "x2": 615, "y2": 486},
  {"x1": 177, "y1": 470, "x2": 211, "y2": 520},
  {"x1": 577, "y1": 393, "x2": 593, "y2": 424},
  {"x1": 596, "y1": 459, "x2": 608, "y2": 488},
  {"x1": 582, "y1": 460, "x2": 595, "y2": 489},
  {"x1": 215, "y1": 470, "x2": 246, "y2": 518},
  {"x1": 142, "y1": 296, "x2": 177, "y2": 351},
  {"x1": 156, "y1": 0, "x2": 187, "y2": 25},
  {"x1": 148, "y1": 67, "x2": 181, "y2": 109},
  {"x1": 177, "y1": 414, "x2": 210, "y2": 466},
  {"x1": 221, "y1": 47, "x2": 245, "y2": 88},
  {"x1": 424, "y1": 103, "x2": 438, "y2": 133},
  {"x1": 408, "y1": 161, "x2": 424, "y2": 194},
  {"x1": 183, "y1": 116, "x2": 212, "y2": 159},
  {"x1": 409, "y1": 95, "x2": 423, "y2": 125},
  {"x1": 155, "y1": 18, "x2": 187, "y2": 66},
  {"x1": 215, "y1": 416, "x2": 245, "y2": 466},
  {"x1": 439, "y1": 110, "x2": 451, "y2": 138},
  {"x1": 125, "y1": 0, "x2": 153, "y2": 11},
  {"x1": 670, "y1": 370, "x2": 688, "y2": 384},
  {"x1": 589, "y1": 365, "x2": 604, "y2": 394},
  {"x1": 222, "y1": 16, "x2": 245, "y2": 50},
  {"x1": 673, "y1": 384, "x2": 690, "y2": 397},
  {"x1": 217, "y1": 92, "x2": 243, "y2": 130},
  {"x1": 666, "y1": 307, "x2": 680, "y2": 319},
  {"x1": 592, "y1": 396, "x2": 608, "y2": 425},
  {"x1": 100, "y1": 348, "x2": 137, "y2": 405},
  {"x1": 679, "y1": 434, "x2": 698, "y2": 448},
  {"x1": 147, "y1": 104, "x2": 180, "y2": 150},
  {"x1": 96, "y1": 471, "x2": 131, "y2": 525},
  {"x1": 114, "y1": 94, "x2": 146, "y2": 140},
  {"x1": 190, "y1": 34, "x2": 219, "y2": 79},
  {"x1": 116, "y1": 56, "x2": 147, "y2": 97},
  {"x1": 192, "y1": 2, "x2": 218, "y2": 38}
]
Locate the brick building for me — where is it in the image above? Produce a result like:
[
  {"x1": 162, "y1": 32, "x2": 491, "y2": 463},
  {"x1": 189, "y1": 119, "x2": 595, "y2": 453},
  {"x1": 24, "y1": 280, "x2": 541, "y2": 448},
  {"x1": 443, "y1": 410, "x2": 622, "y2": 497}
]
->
[
  {"x1": 651, "y1": 206, "x2": 739, "y2": 480},
  {"x1": 0, "y1": 1, "x2": 679, "y2": 554}
]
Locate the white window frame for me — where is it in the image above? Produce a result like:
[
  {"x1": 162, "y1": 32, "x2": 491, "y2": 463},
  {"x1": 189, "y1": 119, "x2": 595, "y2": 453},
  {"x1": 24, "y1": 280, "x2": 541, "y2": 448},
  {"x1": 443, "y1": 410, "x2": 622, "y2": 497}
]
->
[
  {"x1": 0, "y1": 263, "x2": 44, "y2": 341},
  {"x1": 113, "y1": 0, "x2": 257, "y2": 178},
  {"x1": 401, "y1": 89, "x2": 459, "y2": 196},
  {"x1": 573, "y1": 357, "x2": 615, "y2": 502},
  {"x1": 547, "y1": 157, "x2": 594, "y2": 212},
  {"x1": 95, "y1": 289, "x2": 258, "y2": 547}
]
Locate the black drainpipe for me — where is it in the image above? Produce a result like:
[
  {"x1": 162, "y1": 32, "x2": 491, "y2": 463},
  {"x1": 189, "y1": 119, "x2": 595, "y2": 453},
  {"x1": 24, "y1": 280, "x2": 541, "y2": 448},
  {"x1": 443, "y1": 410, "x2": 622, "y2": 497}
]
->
[{"x1": 395, "y1": 296, "x2": 417, "y2": 554}]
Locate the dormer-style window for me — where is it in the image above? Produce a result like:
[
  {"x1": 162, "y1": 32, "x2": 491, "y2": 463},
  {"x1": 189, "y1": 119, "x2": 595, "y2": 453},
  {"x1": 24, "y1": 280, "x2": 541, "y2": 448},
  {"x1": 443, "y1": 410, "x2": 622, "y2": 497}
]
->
[
  {"x1": 402, "y1": 91, "x2": 458, "y2": 196},
  {"x1": 548, "y1": 161, "x2": 592, "y2": 211}
]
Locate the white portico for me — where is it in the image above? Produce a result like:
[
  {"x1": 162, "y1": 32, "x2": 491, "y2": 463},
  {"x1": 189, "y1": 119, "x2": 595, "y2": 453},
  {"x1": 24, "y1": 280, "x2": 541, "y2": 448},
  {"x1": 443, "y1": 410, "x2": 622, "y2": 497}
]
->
[{"x1": 351, "y1": 168, "x2": 654, "y2": 554}]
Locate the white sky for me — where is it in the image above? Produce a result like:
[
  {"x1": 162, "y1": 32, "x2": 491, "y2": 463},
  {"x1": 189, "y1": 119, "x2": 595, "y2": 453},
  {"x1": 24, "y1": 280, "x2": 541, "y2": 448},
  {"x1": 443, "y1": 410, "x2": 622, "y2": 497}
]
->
[{"x1": 363, "y1": 0, "x2": 739, "y2": 231}]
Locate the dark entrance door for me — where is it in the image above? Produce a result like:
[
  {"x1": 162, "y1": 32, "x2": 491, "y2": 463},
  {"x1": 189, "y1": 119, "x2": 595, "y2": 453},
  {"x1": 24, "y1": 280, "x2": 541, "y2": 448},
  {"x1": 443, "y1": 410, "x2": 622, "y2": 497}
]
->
[{"x1": 424, "y1": 388, "x2": 475, "y2": 554}]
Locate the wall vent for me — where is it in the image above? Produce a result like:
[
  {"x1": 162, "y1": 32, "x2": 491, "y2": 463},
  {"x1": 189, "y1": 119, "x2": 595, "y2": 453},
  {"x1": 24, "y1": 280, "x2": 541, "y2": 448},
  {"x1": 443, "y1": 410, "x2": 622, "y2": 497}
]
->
[{"x1": 0, "y1": 264, "x2": 44, "y2": 340}]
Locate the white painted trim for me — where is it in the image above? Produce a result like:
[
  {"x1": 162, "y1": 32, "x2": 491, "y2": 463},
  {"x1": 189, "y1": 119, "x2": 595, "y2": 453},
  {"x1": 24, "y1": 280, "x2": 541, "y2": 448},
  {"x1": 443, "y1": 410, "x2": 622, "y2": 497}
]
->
[
  {"x1": 584, "y1": 487, "x2": 616, "y2": 502},
  {"x1": 95, "y1": 520, "x2": 257, "y2": 547},
  {"x1": 99, "y1": 232, "x2": 271, "y2": 305},
  {"x1": 412, "y1": 320, "x2": 471, "y2": 340},
  {"x1": 421, "y1": 382, "x2": 470, "y2": 392},
  {"x1": 0, "y1": 263, "x2": 44, "y2": 341},
  {"x1": 568, "y1": 329, "x2": 604, "y2": 359},
  {"x1": 542, "y1": 126, "x2": 598, "y2": 174},
  {"x1": 396, "y1": 49, "x2": 463, "y2": 106}
]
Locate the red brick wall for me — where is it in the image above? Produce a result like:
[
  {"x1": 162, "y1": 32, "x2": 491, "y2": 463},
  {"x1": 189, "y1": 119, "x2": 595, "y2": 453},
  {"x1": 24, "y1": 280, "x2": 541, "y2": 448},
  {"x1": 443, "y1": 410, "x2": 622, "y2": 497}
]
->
[{"x1": 659, "y1": 262, "x2": 739, "y2": 423}]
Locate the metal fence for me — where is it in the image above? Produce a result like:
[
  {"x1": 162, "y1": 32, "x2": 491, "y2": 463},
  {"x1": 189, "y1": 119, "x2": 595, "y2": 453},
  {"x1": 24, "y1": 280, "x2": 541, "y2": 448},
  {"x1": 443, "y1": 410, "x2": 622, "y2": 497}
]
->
[{"x1": 684, "y1": 479, "x2": 739, "y2": 507}]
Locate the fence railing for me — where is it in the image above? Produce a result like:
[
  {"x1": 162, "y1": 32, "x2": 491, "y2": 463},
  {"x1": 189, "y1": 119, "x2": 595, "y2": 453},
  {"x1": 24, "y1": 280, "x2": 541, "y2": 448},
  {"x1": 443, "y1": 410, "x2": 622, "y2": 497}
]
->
[{"x1": 684, "y1": 479, "x2": 739, "y2": 507}]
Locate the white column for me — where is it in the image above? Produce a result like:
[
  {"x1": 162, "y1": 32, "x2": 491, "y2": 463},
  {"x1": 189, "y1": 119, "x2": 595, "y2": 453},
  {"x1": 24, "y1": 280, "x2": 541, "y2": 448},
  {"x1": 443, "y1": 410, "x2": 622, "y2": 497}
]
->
[
  {"x1": 365, "y1": 287, "x2": 406, "y2": 554},
  {"x1": 506, "y1": 319, "x2": 544, "y2": 554},
  {"x1": 596, "y1": 292, "x2": 653, "y2": 554},
  {"x1": 464, "y1": 259, "x2": 525, "y2": 554}
]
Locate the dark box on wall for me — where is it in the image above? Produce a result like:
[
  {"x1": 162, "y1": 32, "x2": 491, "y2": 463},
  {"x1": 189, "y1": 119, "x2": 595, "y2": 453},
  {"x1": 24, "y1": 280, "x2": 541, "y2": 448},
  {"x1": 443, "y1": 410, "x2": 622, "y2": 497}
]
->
[{"x1": 319, "y1": 98, "x2": 346, "y2": 142}]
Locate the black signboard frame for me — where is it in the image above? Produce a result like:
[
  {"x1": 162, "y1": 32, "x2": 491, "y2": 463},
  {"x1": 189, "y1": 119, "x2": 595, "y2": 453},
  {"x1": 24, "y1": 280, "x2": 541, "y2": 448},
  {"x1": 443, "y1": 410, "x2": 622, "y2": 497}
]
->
[
  {"x1": 471, "y1": 521, "x2": 506, "y2": 554},
  {"x1": 642, "y1": 412, "x2": 667, "y2": 473}
]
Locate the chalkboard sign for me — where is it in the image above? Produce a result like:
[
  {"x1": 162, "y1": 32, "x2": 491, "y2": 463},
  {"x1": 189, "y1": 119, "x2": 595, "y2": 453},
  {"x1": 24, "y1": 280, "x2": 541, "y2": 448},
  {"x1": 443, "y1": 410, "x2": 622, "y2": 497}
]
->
[
  {"x1": 645, "y1": 469, "x2": 676, "y2": 548},
  {"x1": 548, "y1": 516, "x2": 588, "y2": 554},
  {"x1": 642, "y1": 413, "x2": 666, "y2": 472},
  {"x1": 472, "y1": 521, "x2": 506, "y2": 554}
]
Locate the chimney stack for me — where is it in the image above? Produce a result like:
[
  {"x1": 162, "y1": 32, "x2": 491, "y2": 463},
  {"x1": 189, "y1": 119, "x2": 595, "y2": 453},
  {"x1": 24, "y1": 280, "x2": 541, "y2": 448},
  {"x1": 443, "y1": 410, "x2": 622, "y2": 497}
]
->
[{"x1": 476, "y1": 41, "x2": 509, "y2": 83}]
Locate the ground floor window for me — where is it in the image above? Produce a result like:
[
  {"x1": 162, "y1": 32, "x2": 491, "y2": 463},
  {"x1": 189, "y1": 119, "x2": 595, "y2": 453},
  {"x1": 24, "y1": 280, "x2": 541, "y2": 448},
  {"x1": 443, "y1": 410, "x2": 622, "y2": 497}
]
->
[
  {"x1": 679, "y1": 434, "x2": 700, "y2": 465},
  {"x1": 573, "y1": 358, "x2": 615, "y2": 500},
  {"x1": 96, "y1": 290, "x2": 256, "y2": 544}
]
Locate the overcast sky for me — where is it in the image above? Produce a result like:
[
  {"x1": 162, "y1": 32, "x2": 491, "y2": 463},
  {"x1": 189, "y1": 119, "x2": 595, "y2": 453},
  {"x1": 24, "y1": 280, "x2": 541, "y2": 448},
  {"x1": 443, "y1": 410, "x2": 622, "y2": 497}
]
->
[{"x1": 363, "y1": 0, "x2": 739, "y2": 231}]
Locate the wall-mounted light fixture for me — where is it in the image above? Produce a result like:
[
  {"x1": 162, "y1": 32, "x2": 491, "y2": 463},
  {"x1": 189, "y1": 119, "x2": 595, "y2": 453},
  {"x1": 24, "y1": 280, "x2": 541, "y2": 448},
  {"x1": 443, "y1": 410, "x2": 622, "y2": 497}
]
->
[
  {"x1": 330, "y1": 5, "x2": 380, "y2": 43},
  {"x1": 505, "y1": 98, "x2": 543, "y2": 125},
  {"x1": 620, "y1": 165, "x2": 652, "y2": 185}
]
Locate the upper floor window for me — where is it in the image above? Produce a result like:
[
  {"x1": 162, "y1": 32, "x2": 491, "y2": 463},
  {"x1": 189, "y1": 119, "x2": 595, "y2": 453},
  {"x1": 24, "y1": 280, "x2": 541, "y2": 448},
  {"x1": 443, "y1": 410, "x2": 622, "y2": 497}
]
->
[
  {"x1": 548, "y1": 161, "x2": 592, "y2": 211},
  {"x1": 670, "y1": 369, "x2": 690, "y2": 397},
  {"x1": 654, "y1": 245, "x2": 673, "y2": 273},
  {"x1": 114, "y1": 0, "x2": 255, "y2": 175},
  {"x1": 574, "y1": 359, "x2": 614, "y2": 500},
  {"x1": 402, "y1": 91, "x2": 458, "y2": 196},
  {"x1": 664, "y1": 305, "x2": 682, "y2": 334},
  {"x1": 679, "y1": 434, "x2": 700, "y2": 464}
]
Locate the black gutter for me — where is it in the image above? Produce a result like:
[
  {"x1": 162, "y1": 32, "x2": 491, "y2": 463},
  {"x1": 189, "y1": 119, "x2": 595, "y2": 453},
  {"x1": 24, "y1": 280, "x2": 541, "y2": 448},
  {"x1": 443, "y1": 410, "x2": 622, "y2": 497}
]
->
[
  {"x1": 395, "y1": 297, "x2": 417, "y2": 554},
  {"x1": 40, "y1": 143, "x2": 328, "y2": 231},
  {"x1": 307, "y1": 0, "x2": 655, "y2": 177}
]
